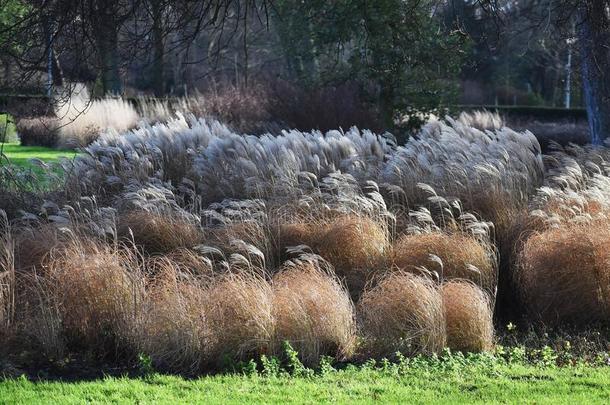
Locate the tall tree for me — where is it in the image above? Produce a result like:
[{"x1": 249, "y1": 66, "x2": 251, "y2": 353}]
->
[
  {"x1": 274, "y1": 0, "x2": 467, "y2": 127},
  {"x1": 476, "y1": 0, "x2": 610, "y2": 144},
  {"x1": 577, "y1": 0, "x2": 610, "y2": 145}
]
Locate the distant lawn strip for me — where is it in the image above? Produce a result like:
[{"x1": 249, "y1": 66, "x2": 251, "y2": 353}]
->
[
  {"x1": 0, "y1": 142, "x2": 78, "y2": 169},
  {"x1": 2, "y1": 360, "x2": 610, "y2": 404}
]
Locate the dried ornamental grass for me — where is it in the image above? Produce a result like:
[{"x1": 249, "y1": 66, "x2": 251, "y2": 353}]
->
[
  {"x1": 137, "y1": 259, "x2": 210, "y2": 373},
  {"x1": 275, "y1": 222, "x2": 317, "y2": 258},
  {"x1": 204, "y1": 272, "x2": 275, "y2": 366},
  {"x1": 118, "y1": 211, "x2": 203, "y2": 255},
  {"x1": 392, "y1": 232, "x2": 496, "y2": 294},
  {"x1": 42, "y1": 241, "x2": 144, "y2": 352},
  {"x1": 316, "y1": 215, "x2": 389, "y2": 298},
  {"x1": 272, "y1": 257, "x2": 356, "y2": 366},
  {"x1": 442, "y1": 281, "x2": 494, "y2": 353},
  {"x1": 518, "y1": 220, "x2": 610, "y2": 325},
  {"x1": 358, "y1": 272, "x2": 445, "y2": 358}
]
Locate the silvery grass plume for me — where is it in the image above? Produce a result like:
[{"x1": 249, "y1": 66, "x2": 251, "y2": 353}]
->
[
  {"x1": 531, "y1": 143, "x2": 610, "y2": 225},
  {"x1": 67, "y1": 114, "x2": 234, "y2": 198},
  {"x1": 382, "y1": 117, "x2": 544, "y2": 210},
  {"x1": 54, "y1": 83, "x2": 139, "y2": 148},
  {"x1": 193, "y1": 127, "x2": 394, "y2": 204},
  {"x1": 69, "y1": 116, "x2": 394, "y2": 205},
  {"x1": 457, "y1": 111, "x2": 504, "y2": 131}
]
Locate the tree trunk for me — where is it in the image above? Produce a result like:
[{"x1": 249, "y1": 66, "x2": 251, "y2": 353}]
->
[
  {"x1": 92, "y1": 0, "x2": 122, "y2": 96},
  {"x1": 379, "y1": 84, "x2": 395, "y2": 129},
  {"x1": 97, "y1": 29, "x2": 122, "y2": 95},
  {"x1": 151, "y1": 0, "x2": 165, "y2": 96},
  {"x1": 578, "y1": 1, "x2": 610, "y2": 145}
]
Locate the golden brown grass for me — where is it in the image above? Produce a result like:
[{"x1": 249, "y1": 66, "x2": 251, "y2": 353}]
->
[
  {"x1": 204, "y1": 272, "x2": 275, "y2": 365},
  {"x1": 39, "y1": 240, "x2": 144, "y2": 354},
  {"x1": 13, "y1": 225, "x2": 65, "y2": 271},
  {"x1": 272, "y1": 259, "x2": 356, "y2": 366},
  {"x1": 136, "y1": 258, "x2": 210, "y2": 373},
  {"x1": 316, "y1": 215, "x2": 389, "y2": 298},
  {"x1": 518, "y1": 219, "x2": 610, "y2": 325},
  {"x1": 442, "y1": 281, "x2": 494, "y2": 353},
  {"x1": 358, "y1": 272, "x2": 445, "y2": 358},
  {"x1": 275, "y1": 222, "x2": 316, "y2": 258},
  {"x1": 118, "y1": 211, "x2": 203, "y2": 255},
  {"x1": 392, "y1": 232, "x2": 496, "y2": 293}
]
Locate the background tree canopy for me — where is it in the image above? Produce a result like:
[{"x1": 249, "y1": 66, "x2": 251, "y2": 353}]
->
[{"x1": 1, "y1": 0, "x2": 609, "y2": 142}]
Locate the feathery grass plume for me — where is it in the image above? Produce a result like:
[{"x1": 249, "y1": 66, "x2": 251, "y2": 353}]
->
[
  {"x1": 383, "y1": 117, "x2": 543, "y2": 208},
  {"x1": 68, "y1": 115, "x2": 232, "y2": 197},
  {"x1": 442, "y1": 281, "x2": 494, "y2": 353},
  {"x1": 13, "y1": 224, "x2": 65, "y2": 272},
  {"x1": 193, "y1": 127, "x2": 392, "y2": 204},
  {"x1": 272, "y1": 255, "x2": 356, "y2": 366},
  {"x1": 136, "y1": 257, "x2": 211, "y2": 373},
  {"x1": 54, "y1": 84, "x2": 139, "y2": 148},
  {"x1": 518, "y1": 219, "x2": 610, "y2": 325},
  {"x1": 316, "y1": 215, "x2": 390, "y2": 299},
  {"x1": 393, "y1": 232, "x2": 496, "y2": 294},
  {"x1": 118, "y1": 210, "x2": 203, "y2": 255},
  {"x1": 204, "y1": 270, "x2": 275, "y2": 367},
  {"x1": 358, "y1": 272, "x2": 445, "y2": 358},
  {"x1": 457, "y1": 111, "x2": 503, "y2": 131},
  {"x1": 200, "y1": 199, "x2": 273, "y2": 269},
  {"x1": 40, "y1": 239, "x2": 144, "y2": 357},
  {"x1": 0, "y1": 211, "x2": 15, "y2": 336},
  {"x1": 382, "y1": 117, "x2": 543, "y2": 268},
  {"x1": 531, "y1": 145, "x2": 610, "y2": 225}
]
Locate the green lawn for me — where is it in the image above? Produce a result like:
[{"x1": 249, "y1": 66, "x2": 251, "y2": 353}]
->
[
  {"x1": 0, "y1": 142, "x2": 77, "y2": 168},
  {"x1": 2, "y1": 361, "x2": 610, "y2": 404}
]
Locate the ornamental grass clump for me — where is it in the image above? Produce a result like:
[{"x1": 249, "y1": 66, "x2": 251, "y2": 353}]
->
[
  {"x1": 118, "y1": 210, "x2": 203, "y2": 255},
  {"x1": 392, "y1": 232, "x2": 496, "y2": 294},
  {"x1": 272, "y1": 257, "x2": 356, "y2": 366},
  {"x1": 442, "y1": 281, "x2": 494, "y2": 353},
  {"x1": 204, "y1": 271, "x2": 275, "y2": 366},
  {"x1": 136, "y1": 258, "x2": 210, "y2": 373},
  {"x1": 518, "y1": 219, "x2": 610, "y2": 325},
  {"x1": 316, "y1": 215, "x2": 389, "y2": 298},
  {"x1": 358, "y1": 272, "x2": 445, "y2": 358},
  {"x1": 38, "y1": 240, "x2": 144, "y2": 356}
]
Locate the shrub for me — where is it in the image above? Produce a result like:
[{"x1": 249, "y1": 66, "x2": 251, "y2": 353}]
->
[
  {"x1": 15, "y1": 117, "x2": 60, "y2": 147},
  {"x1": 272, "y1": 257, "x2": 356, "y2": 366},
  {"x1": 316, "y1": 215, "x2": 389, "y2": 298},
  {"x1": 518, "y1": 219, "x2": 610, "y2": 325},
  {"x1": 118, "y1": 210, "x2": 203, "y2": 255},
  {"x1": 392, "y1": 232, "x2": 496, "y2": 294},
  {"x1": 204, "y1": 272, "x2": 275, "y2": 366},
  {"x1": 358, "y1": 272, "x2": 445, "y2": 358},
  {"x1": 442, "y1": 281, "x2": 494, "y2": 353}
]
